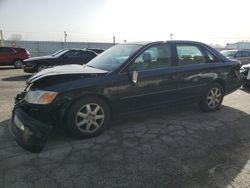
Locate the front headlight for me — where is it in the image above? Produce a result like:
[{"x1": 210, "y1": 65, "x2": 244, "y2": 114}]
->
[{"x1": 24, "y1": 90, "x2": 58, "y2": 104}]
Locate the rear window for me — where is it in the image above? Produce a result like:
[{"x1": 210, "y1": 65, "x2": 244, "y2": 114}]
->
[{"x1": 14, "y1": 48, "x2": 28, "y2": 53}]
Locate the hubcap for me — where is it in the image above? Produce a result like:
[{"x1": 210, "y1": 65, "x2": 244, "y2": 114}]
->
[
  {"x1": 14, "y1": 60, "x2": 23, "y2": 68},
  {"x1": 207, "y1": 87, "x2": 222, "y2": 108},
  {"x1": 38, "y1": 65, "x2": 47, "y2": 72},
  {"x1": 75, "y1": 103, "x2": 105, "y2": 133}
]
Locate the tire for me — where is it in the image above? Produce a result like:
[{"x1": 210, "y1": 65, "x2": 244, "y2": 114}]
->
[
  {"x1": 199, "y1": 83, "x2": 224, "y2": 112},
  {"x1": 65, "y1": 97, "x2": 111, "y2": 139},
  {"x1": 36, "y1": 64, "x2": 47, "y2": 72},
  {"x1": 13, "y1": 59, "x2": 23, "y2": 68},
  {"x1": 242, "y1": 83, "x2": 250, "y2": 89}
]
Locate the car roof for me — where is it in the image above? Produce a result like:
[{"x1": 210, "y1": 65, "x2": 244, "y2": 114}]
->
[
  {"x1": 124, "y1": 40, "x2": 212, "y2": 46},
  {"x1": 222, "y1": 49, "x2": 250, "y2": 52}
]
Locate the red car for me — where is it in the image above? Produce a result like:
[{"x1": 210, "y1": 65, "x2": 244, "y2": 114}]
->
[{"x1": 0, "y1": 47, "x2": 31, "y2": 68}]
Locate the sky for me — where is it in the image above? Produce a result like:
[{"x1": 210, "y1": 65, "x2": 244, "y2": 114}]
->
[{"x1": 0, "y1": 0, "x2": 250, "y2": 45}]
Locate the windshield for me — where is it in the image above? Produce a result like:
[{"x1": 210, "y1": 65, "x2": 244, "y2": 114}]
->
[
  {"x1": 221, "y1": 50, "x2": 237, "y2": 58},
  {"x1": 86, "y1": 44, "x2": 142, "y2": 71}
]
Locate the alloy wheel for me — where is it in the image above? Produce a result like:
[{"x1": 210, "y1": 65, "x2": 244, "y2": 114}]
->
[
  {"x1": 75, "y1": 103, "x2": 105, "y2": 133},
  {"x1": 207, "y1": 87, "x2": 222, "y2": 109}
]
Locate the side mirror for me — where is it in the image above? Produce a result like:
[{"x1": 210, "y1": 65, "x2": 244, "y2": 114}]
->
[{"x1": 132, "y1": 70, "x2": 138, "y2": 84}]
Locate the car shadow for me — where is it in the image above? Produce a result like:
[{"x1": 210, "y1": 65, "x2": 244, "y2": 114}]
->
[
  {"x1": 1, "y1": 75, "x2": 32, "y2": 81},
  {"x1": 0, "y1": 104, "x2": 250, "y2": 187}
]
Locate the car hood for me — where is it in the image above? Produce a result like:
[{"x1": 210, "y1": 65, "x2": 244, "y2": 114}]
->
[
  {"x1": 26, "y1": 64, "x2": 108, "y2": 84},
  {"x1": 25, "y1": 55, "x2": 55, "y2": 62}
]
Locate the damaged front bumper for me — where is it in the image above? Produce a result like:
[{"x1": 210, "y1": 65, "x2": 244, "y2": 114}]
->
[
  {"x1": 9, "y1": 105, "x2": 53, "y2": 153},
  {"x1": 240, "y1": 67, "x2": 250, "y2": 87}
]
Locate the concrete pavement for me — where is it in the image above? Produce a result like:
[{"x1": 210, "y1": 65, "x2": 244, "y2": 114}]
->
[{"x1": 0, "y1": 68, "x2": 250, "y2": 188}]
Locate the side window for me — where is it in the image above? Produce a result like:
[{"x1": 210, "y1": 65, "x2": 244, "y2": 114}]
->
[
  {"x1": 206, "y1": 50, "x2": 218, "y2": 63},
  {"x1": 132, "y1": 44, "x2": 171, "y2": 71},
  {"x1": 177, "y1": 45, "x2": 206, "y2": 66},
  {"x1": 241, "y1": 51, "x2": 249, "y2": 57},
  {"x1": 235, "y1": 51, "x2": 249, "y2": 57},
  {"x1": 0, "y1": 47, "x2": 14, "y2": 53},
  {"x1": 63, "y1": 51, "x2": 81, "y2": 58},
  {"x1": 83, "y1": 51, "x2": 97, "y2": 59}
]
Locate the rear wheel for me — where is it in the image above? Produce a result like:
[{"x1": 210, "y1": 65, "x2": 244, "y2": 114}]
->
[
  {"x1": 65, "y1": 97, "x2": 110, "y2": 138},
  {"x1": 199, "y1": 83, "x2": 224, "y2": 112},
  {"x1": 13, "y1": 60, "x2": 23, "y2": 68}
]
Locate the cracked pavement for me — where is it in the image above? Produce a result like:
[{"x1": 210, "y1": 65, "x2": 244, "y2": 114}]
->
[{"x1": 1, "y1": 68, "x2": 250, "y2": 188}]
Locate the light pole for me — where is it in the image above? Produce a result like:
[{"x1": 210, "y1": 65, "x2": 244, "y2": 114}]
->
[
  {"x1": 170, "y1": 34, "x2": 174, "y2": 40},
  {"x1": 64, "y1": 31, "x2": 67, "y2": 43},
  {"x1": 0, "y1": 30, "x2": 4, "y2": 47}
]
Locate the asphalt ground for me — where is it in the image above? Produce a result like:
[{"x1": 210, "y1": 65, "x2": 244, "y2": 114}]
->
[{"x1": 0, "y1": 67, "x2": 250, "y2": 188}]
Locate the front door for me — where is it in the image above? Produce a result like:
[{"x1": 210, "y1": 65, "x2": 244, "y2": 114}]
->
[{"x1": 117, "y1": 43, "x2": 179, "y2": 113}]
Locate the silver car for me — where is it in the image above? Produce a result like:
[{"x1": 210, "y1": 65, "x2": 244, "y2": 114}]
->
[{"x1": 221, "y1": 49, "x2": 250, "y2": 65}]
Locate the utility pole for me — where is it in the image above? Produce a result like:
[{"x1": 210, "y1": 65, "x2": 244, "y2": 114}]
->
[
  {"x1": 170, "y1": 34, "x2": 174, "y2": 40},
  {"x1": 64, "y1": 31, "x2": 67, "y2": 43},
  {"x1": 0, "y1": 30, "x2": 4, "y2": 47},
  {"x1": 113, "y1": 36, "x2": 116, "y2": 45}
]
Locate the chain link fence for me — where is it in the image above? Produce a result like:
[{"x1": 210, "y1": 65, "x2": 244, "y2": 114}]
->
[{"x1": 4, "y1": 40, "x2": 114, "y2": 57}]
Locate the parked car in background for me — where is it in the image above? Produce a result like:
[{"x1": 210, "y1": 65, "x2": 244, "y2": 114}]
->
[
  {"x1": 9, "y1": 40, "x2": 241, "y2": 152},
  {"x1": 23, "y1": 49, "x2": 98, "y2": 73},
  {"x1": 240, "y1": 63, "x2": 250, "y2": 88},
  {"x1": 221, "y1": 49, "x2": 250, "y2": 65},
  {"x1": 0, "y1": 47, "x2": 31, "y2": 68}
]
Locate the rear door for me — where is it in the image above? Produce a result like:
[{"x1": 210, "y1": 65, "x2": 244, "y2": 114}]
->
[
  {"x1": 117, "y1": 43, "x2": 180, "y2": 112},
  {"x1": 174, "y1": 43, "x2": 219, "y2": 101}
]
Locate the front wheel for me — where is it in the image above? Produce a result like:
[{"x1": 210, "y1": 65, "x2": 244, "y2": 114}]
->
[
  {"x1": 199, "y1": 83, "x2": 224, "y2": 112},
  {"x1": 65, "y1": 97, "x2": 110, "y2": 138},
  {"x1": 36, "y1": 64, "x2": 48, "y2": 72}
]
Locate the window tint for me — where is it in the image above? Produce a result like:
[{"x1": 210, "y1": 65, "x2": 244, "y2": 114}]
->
[
  {"x1": 132, "y1": 44, "x2": 171, "y2": 71},
  {"x1": 206, "y1": 50, "x2": 218, "y2": 63},
  {"x1": 236, "y1": 51, "x2": 249, "y2": 57},
  {"x1": 63, "y1": 51, "x2": 81, "y2": 58},
  {"x1": 0, "y1": 47, "x2": 14, "y2": 53},
  {"x1": 177, "y1": 45, "x2": 206, "y2": 65},
  {"x1": 81, "y1": 51, "x2": 97, "y2": 59}
]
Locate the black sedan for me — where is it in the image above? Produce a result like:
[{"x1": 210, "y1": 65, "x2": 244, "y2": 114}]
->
[
  {"x1": 23, "y1": 49, "x2": 97, "y2": 73},
  {"x1": 9, "y1": 40, "x2": 241, "y2": 152}
]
